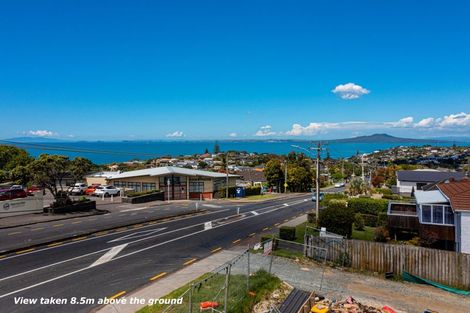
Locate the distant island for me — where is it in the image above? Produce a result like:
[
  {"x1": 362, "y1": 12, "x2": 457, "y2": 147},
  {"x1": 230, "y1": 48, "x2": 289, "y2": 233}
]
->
[{"x1": 320, "y1": 133, "x2": 451, "y2": 144}]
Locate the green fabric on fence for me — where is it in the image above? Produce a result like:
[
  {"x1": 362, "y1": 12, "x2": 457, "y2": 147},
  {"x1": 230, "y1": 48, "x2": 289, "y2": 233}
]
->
[{"x1": 402, "y1": 271, "x2": 470, "y2": 296}]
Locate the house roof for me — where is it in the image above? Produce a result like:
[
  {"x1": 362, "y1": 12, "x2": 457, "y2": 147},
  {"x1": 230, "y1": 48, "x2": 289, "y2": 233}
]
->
[
  {"x1": 396, "y1": 170, "x2": 464, "y2": 183},
  {"x1": 414, "y1": 190, "x2": 448, "y2": 205},
  {"x1": 86, "y1": 171, "x2": 121, "y2": 178},
  {"x1": 238, "y1": 170, "x2": 266, "y2": 182},
  {"x1": 108, "y1": 166, "x2": 239, "y2": 180},
  {"x1": 437, "y1": 179, "x2": 470, "y2": 212}
]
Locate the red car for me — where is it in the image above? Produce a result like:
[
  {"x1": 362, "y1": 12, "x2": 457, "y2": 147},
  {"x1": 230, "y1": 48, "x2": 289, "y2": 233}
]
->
[
  {"x1": 0, "y1": 188, "x2": 28, "y2": 201},
  {"x1": 85, "y1": 184, "x2": 101, "y2": 195}
]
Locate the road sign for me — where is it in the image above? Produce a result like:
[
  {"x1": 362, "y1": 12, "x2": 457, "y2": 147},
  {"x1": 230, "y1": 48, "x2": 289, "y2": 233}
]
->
[{"x1": 263, "y1": 240, "x2": 273, "y2": 256}]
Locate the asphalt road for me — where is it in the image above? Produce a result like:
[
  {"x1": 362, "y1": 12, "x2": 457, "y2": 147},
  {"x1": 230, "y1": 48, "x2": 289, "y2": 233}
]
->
[{"x1": 0, "y1": 194, "x2": 312, "y2": 313}]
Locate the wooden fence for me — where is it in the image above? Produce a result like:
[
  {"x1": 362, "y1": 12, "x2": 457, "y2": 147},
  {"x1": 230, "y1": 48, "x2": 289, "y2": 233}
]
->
[{"x1": 305, "y1": 235, "x2": 470, "y2": 290}]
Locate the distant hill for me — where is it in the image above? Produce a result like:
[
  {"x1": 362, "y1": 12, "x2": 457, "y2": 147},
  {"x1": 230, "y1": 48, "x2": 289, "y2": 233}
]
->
[
  {"x1": 323, "y1": 133, "x2": 449, "y2": 144},
  {"x1": 1, "y1": 137, "x2": 66, "y2": 143}
]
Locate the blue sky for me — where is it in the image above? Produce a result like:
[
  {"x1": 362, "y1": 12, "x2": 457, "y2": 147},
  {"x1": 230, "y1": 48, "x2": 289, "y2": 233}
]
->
[{"x1": 1, "y1": 0, "x2": 469, "y2": 140}]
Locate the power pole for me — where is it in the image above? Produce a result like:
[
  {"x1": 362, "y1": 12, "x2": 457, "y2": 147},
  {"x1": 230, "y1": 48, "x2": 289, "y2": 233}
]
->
[
  {"x1": 361, "y1": 154, "x2": 365, "y2": 182},
  {"x1": 284, "y1": 162, "x2": 288, "y2": 193},
  {"x1": 315, "y1": 142, "x2": 321, "y2": 223},
  {"x1": 226, "y1": 154, "x2": 229, "y2": 198}
]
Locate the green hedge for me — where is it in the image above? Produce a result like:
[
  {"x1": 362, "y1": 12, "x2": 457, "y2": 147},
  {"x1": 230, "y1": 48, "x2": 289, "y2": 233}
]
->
[
  {"x1": 216, "y1": 186, "x2": 262, "y2": 198},
  {"x1": 348, "y1": 198, "x2": 388, "y2": 215},
  {"x1": 126, "y1": 189, "x2": 160, "y2": 198},
  {"x1": 361, "y1": 213, "x2": 378, "y2": 227},
  {"x1": 377, "y1": 212, "x2": 388, "y2": 227},
  {"x1": 279, "y1": 226, "x2": 296, "y2": 241},
  {"x1": 320, "y1": 200, "x2": 354, "y2": 238}
]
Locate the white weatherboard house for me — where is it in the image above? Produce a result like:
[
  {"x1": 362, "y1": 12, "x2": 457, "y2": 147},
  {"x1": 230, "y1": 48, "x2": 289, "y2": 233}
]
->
[{"x1": 395, "y1": 169, "x2": 464, "y2": 195}]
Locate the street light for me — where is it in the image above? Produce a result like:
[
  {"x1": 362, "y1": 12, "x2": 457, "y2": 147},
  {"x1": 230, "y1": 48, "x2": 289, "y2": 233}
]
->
[{"x1": 291, "y1": 144, "x2": 321, "y2": 224}]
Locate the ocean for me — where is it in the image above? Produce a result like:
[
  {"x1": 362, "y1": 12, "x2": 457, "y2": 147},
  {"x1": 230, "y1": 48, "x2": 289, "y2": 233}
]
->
[{"x1": 9, "y1": 140, "x2": 467, "y2": 164}]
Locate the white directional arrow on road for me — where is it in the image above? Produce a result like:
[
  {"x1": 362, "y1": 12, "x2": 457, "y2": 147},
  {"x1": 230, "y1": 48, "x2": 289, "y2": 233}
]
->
[{"x1": 89, "y1": 244, "x2": 128, "y2": 268}]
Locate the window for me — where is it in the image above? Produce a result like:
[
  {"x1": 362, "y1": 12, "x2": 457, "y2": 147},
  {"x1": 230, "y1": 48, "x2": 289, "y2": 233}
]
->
[
  {"x1": 421, "y1": 205, "x2": 431, "y2": 223},
  {"x1": 142, "y1": 183, "x2": 156, "y2": 192},
  {"x1": 444, "y1": 206, "x2": 454, "y2": 225},
  {"x1": 127, "y1": 182, "x2": 142, "y2": 192},
  {"x1": 160, "y1": 176, "x2": 181, "y2": 185},
  {"x1": 189, "y1": 181, "x2": 204, "y2": 193},
  {"x1": 432, "y1": 205, "x2": 443, "y2": 224},
  {"x1": 114, "y1": 181, "x2": 126, "y2": 188}
]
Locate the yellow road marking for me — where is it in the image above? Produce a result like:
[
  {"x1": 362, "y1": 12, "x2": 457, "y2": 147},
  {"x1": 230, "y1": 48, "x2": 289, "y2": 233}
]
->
[
  {"x1": 47, "y1": 242, "x2": 63, "y2": 247},
  {"x1": 183, "y1": 258, "x2": 197, "y2": 266},
  {"x1": 72, "y1": 221, "x2": 82, "y2": 224},
  {"x1": 88, "y1": 218, "x2": 97, "y2": 221},
  {"x1": 53, "y1": 224, "x2": 64, "y2": 227},
  {"x1": 116, "y1": 227, "x2": 128, "y2": 232},
  {"x1": 0, "y1": 255, "x2": 5, "y2": 259},
  {"x1": 211, "y1": 247, "x2": 222, "y2": 253},
  {"x1": 16, "y1": 248, "x2": 35, "y2": 254},
  {"x1": 232, "y1": 239, "x2": 241, "y2": 244},
  {"x1": 8, "y1": 231, "x2": 22, "y2": 235},
  {"x1": 108, "y1": 291, "x2": 126, "y2": 300},
  {"x1": 149, "y1": 221, "x2": 157, "y2": 224},
  {"x1": 262, "y1": 227, "x2": 270, "y2": 231},
  {"x1": 95, "y1": 231, "x2": 108, "y2": 236},
  {"x1": 71, "y1": 236, "x2": 87, "y2": 241},
  {"x1": 284, "y1": 219, "x2": 289, "y2": 222},
  {"x1": 248, "y1": 233, "x2": 256, "y2": 237},
  {"x1": 274, "y1": 223, "x2": 280, "y2": 227},
  {"x1": 31, "y1": 227, "x2": 44, "y2": 231},
  {"x1": 132, "y1": 224, "x2": 143, "y2": 228},
  {"x1": 150, "y1": 272, "x2": 167, "y2": 281}
]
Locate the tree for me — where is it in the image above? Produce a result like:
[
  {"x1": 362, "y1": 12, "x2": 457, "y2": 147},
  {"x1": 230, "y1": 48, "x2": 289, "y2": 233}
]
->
[
  {"x1": 348, "y1": 177, "x2": 368, "y2": 196},
  {"x1": 264, "y1": 159, "x2": 284, "y2": 190},
  {"x1": 214, "y1": 141, "x2": 220, "y2": 154},
  {"x1": 204, "y1": 148, "x2": 209, "y2": 154},
  {"x1": 287, "y1": 164, "x2": 313, "y2": 192},
  {"x1": 319, "y1": 200, "x2": 354, "y2": 238},
  {"x1": 70, "y1": 157, "x2": 94, "y2": 185},
  {"x1": 0, "y1": 145, "x2": 33, "y2": 183},
  {"x1": 28, "y1": 154, "x2": 70, "y2": 203}
]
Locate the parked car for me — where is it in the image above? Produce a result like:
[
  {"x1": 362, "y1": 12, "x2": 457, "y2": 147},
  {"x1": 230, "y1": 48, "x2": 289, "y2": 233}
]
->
[
  {"x1": 27, "y1": 185, "x2": 43, "y2": 193},
  {"x1": 312, "y1": 192, "x2": 324, "y2": 202},
  {"x1": 69, "y1": 183, "x2": 88, "y2": 195},
  {"x1": 93, "y1": 185, "x2": 120, "y2": 197},
  {"x1": 334, "y1": 182, "x2": 345, "y2": 188},
  {"x1": 10, "y1": 185, "x2": 24, "y2": 190},
  {"x1": 85, "y1": 184, "x2": 100, "y2": 195},
  {"x1": 0, "y1": 188, "x2": 28, "y2": 201}
]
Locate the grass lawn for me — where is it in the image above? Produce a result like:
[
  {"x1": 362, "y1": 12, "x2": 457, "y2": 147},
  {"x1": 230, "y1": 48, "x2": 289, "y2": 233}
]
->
[
  {"x1": 245, "y1": 194, "x2": 277, "y2": 200},
  {"x1": 352, "y1": 226, "x2": 376, "y2": 241},
  {"x1": 138, "y1": 270, "x2": 281, "y2": 313}
]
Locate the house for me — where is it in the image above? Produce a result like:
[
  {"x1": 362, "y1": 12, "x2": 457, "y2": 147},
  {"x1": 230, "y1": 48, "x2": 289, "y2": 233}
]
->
[
  {"x1": 237, "y1": 169, "x2": 266, "y2": 187},
  {"x1": 388, "y1": 179, "x2": 470, "y2": 253},
  {"x1": 107, "y1": 166, "x2": 239, "y2": 200},
  {"x1": 395, "y1": 169, "x2": 464, "y2": 195}
]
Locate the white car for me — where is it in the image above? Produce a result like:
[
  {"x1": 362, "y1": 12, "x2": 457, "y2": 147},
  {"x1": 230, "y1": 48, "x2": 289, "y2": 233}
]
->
[
  {"x1": 94, "y1": 185, "x2": 120, "y2": 197},
  {"x1": 334, "y1": 182, "x2": 345, "y2": 188},
  {"x1": 70, "y1": 183, "x2": 87, "y2": 195}
]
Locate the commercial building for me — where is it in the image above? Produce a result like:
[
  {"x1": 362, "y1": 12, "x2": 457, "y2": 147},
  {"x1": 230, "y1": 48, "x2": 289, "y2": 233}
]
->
[{"x1": 107, "y1": 166, "x2": 238, "y2": 200}]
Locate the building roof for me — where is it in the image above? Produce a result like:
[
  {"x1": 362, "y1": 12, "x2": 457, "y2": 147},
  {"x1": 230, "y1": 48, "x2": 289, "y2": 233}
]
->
[
  {"x1": 414, "y1": 190, "x2": 448, "y2": 205},
  {"x1": 437, "y1": 179, "x2": 470, "y2": 212},
  {"x1": 108, "y1": 166, "x2": 239, "y2": 180},
  {"x1": 396, "y1": 170, "x2": 464, "y2": 183},
  {"x1": 238, "y1": 170, "x2": 266, "y2": 182},
  {"x1": 87, "y1": 171, "x2": 121, "y2": 178}
]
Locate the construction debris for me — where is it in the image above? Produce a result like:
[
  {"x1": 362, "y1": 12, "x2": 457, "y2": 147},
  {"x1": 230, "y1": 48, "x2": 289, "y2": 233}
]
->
[{"x1": 310, "y1": 296, "x2": 399, "y2": 313}]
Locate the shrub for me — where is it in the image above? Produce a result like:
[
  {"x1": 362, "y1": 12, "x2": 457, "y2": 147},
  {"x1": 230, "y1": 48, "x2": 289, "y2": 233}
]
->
[
  {"x1": 362, "y1": 213, "x2": 378, "y2": 227},
  {"x1": 322, "y1": 193, "x2": 348, "y2": 206},
  {"x1": 374, "y1": 188, "x2": 392, "y2": 195},
  {"x1": 335, "y1": 252, "x2": 351, "y2": 267},
  {"x1": 374, "y1": 226, "x2": 389, "y2": 242},
  {"x1": 307, "y1": 212, "x2": 316, "y2": 223},
  {"x1": 348, "y1": 198, "x2": 388, "y2": 215},
  {"x1": 245, "y1": 186, "x2": 262, "y2": 196},
  {"x1": 382, "y1": 194, "x2": 402, "y2": 200},
  {"x1": 319, "y1": 201, "x2": 354, "y2": 238},
  {"x1": 377, "y1": 212, "x2": 388, "y2": 227},
  {"x1": 279, "y1": 226, "x2": 296, "y2": 241},
  {"x1": 126, "y1": 189, "x2": 160, "y2": 198},
  {"x1": 354, "y1": 213, "x2": 365, "y2": 231}
]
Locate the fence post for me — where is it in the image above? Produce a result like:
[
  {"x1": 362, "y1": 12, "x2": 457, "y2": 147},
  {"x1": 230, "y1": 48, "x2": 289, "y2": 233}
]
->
[
  {"x1": 268, "y1": 241, "x2": 274, "y2": 274},
  {"x1": 224, "y1": 264, "x2": 231, "y2": 313},
  {"x1": 188, "y1": 283, "x2": 193, "y2": 313},
  {"x1": 247, "y1": 247, "x2": 250, "y2": 291}
]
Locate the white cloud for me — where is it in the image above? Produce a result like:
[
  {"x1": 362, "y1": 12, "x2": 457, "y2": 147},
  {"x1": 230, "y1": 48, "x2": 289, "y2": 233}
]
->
[
  {"x1": 438, "y1": 112, "x2": 470, "y2": 127},
  {"x1": 255, "y1": 125, "x2": 276, "y2": 136},
  {"x1": 27, "y1": 130, "x2": 57, "y2": 137},
  {"x1": 390, "y1": 116, "x2": 414, "y2": 128},
  {"x1": 286, "y1": 122, "x2": 339, "y2": 136},
  {"x1": 229, "y1": 132, "x2": 237, "y2": 137},
  {"x1": 415, "y1": 117, "x2": 435, "y2": 128},
  {"x1": 332, "y1": 83, "x2": 370, "y2": 100},
  {"x1": 166, "y1": 131, "x2": 185, "y2": 138}
]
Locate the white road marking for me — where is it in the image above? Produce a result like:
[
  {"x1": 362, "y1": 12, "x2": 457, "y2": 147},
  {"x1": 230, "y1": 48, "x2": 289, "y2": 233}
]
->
[
  {"x1": 108, "y1": 228, "x2": 167, "y2": 243},
  {"x1": 251, "y1": 211, "x2": 259, "y2": 216},
  {"x1": 89, "y1": 244, "x2": 128, "y2": 267},
  {"x1": 204, "y1": 222, "x2": 212, "y2": 230},
  {"x1": 283, "y1": 203, "x2": 289, "y2": 207},
  {"x1": 202, "y1": 204, "x2": 222, "y2": 208},
  {"x1": 120, "y1": 207, "x2": 147, "y2": 212}
]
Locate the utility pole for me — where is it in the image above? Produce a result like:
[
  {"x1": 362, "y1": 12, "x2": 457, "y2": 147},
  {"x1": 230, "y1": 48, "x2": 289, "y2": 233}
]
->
[
  {"x1": 315, "y1": 142, "x2": 321, "y2": 223},
  {"x1": 284, "y1": 162, "x2": 288, "y2": 193},
  {"x1": 361, "y1": 154, "x2": 365, "y2": 182},
  {"x1": 226, "y1": 154, "x2": 229, "y2": 199}
]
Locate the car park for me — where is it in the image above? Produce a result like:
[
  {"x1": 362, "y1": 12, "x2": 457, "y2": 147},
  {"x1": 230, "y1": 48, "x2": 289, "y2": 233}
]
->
[
  {"x1": 93, "y1": 185, "x2": 120, "y2": 197},
  {"x1": 85, "y1": 184, "x2": 100, "y2": 195}
]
